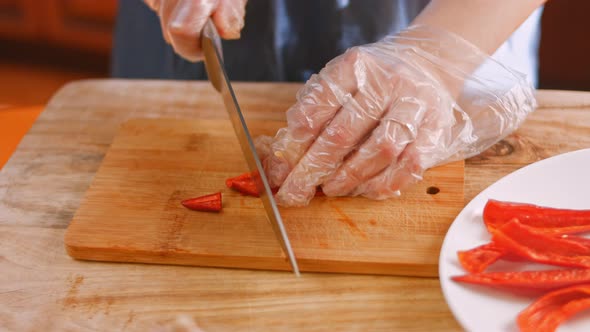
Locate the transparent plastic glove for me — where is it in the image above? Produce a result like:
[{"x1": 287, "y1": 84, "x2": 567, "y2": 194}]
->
[
  {"x1": 256, "y1": 25, "x2": 536, "y2": 207},
  {"x1": 144, "y1": 0, "x2": 247, "y2": 61}
]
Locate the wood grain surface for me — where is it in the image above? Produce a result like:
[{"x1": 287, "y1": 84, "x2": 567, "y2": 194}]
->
[
  {"x1": 65, "y1": 118, "x2": 463, "y2": 276},
  {"x1": 1, "y1": 80, "x2": 590, "y2": 331}
]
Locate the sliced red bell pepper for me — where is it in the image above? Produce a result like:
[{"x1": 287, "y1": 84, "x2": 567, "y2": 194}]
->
[
  {"x1": 228, "y1": 179, "x2": 260, "y2": 197},
  {"x1": 453, "y1": 268, "x2": 590, "y2": 293},
  {"x1": 225, "y1": 171, "x2": 253, "y2": 188},
  {"x1": 484, "y1": 199, "x2": 590, "y2": 235},
  {"x1": 458, "y1": 235, "x2": 590, "y2": 273},
  {"x1": 491, "y1": 218, "x2": 590, "y2": 269},
  {"x1": 181, "y1": 192, "x2": 222, "y2": 212},
  {"x1": 226, "y1": 171, "x2": 324, "y2": 198},
  {"x1": 518, "y1": 284, "x2": 590, "y2": 332},
  {"x1": 226, "y1": 172, "x2": 261, "y2": 197},
  {"x1": 457, "y1": 242, "x2": 507, "y2": 273}
]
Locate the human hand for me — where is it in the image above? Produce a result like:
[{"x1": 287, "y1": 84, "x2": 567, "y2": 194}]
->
[
  {"x1": 256, "y1": 25, "x2": 536, "y2": 207},
  {"x1": 144, "y1": 0, "x2": 247, "y2": 61}
]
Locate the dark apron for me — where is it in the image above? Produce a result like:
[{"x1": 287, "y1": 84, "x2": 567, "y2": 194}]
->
[{"x1": 111, "y1": 0, "x2": 429, "y2": 81}]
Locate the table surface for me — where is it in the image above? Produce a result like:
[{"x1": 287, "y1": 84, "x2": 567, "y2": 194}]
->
[{"x1": 1, "y1": 80, "x2": 590, "y2": 331}]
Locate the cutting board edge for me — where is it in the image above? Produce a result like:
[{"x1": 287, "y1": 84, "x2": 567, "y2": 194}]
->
[
  {"x1": 64, "y1": 241, "x2": 291, "y2": 271},
  {"x1": 64, "y1": 240, "x2": 439, "y2": 277}
]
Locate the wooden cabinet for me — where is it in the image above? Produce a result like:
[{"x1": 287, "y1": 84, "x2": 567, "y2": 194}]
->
[
  {"x1": 0, "y1": 0, "x2": 40, "y2": 39},
  {"x1": 0, "y1": 0, "x2": 117, "y2": 54}
]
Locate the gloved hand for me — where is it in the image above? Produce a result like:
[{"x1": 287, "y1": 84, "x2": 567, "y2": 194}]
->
[
  {"x1": 256, "y1": 25, "x2": 536, "y2": 207},
  {"x1": 144, "y1": 0, "x2": 247, "y2": 61}
]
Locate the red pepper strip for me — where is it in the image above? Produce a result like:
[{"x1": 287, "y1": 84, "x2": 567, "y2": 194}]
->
[
  {"x1": 457, "y1": 242, "x2": 507, "y2": 273},
  {"x1": 484, "y1": 199, "x2": 590, "y2": 235},
  {"x1": 226, "y1": 172, "x2": 325, "y2": 198},
  {"x1": 459, "y1": 235, "x2": 590, "y2": 273},
  {"x1": 181, "y1": 192, "x2": 222, "y2": 212},
  {"x1": 453, "y1": 268, "x2": 590, "y2": 293},
  {"x1": 492, "y1": 218, "x2": 590, "y2": 268},
  {"x1": 517, "y1": 284, "x2": 590, "y2": 332}
]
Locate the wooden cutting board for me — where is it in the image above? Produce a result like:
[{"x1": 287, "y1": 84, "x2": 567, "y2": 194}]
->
[{"x1": 65, "y1": 118, "x2": 464, "y2": 277}]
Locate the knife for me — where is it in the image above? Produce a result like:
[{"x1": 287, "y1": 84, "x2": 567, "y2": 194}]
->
[{"x1": 201, "y1": 18, "x2": 300, "y2": 276}]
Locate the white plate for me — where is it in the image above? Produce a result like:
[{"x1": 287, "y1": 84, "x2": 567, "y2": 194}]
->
[{"x1": 439, "y1": 148, "x2": 590, "y2": 332}]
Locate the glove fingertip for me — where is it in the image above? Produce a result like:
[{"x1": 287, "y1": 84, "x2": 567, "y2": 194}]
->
[{"x1": 213, "y1": 0, "x2": 246, "y2": 40}]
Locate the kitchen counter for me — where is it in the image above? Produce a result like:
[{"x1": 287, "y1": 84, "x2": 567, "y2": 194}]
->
[{"x1": 1, "y1": 80, "x2": 590, "y2": 331}]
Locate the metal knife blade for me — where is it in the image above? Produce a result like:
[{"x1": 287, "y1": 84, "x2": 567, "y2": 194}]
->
[{"x1": 201, "y1": 18, "x2": 300, "y2": 276}]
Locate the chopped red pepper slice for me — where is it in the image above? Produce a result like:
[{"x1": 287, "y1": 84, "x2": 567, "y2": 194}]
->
[
  {"x1": 484, "y1": 199, "x2": 590, "y2": 235},
  {"x1": 225, "y1": 172, "x2": 253, "y2": 188},
  {"x1": 225, "y1": 171, "x2": 325, "y2": 198},
  {"x1": 492, "y1": 218, "x2": 590, "y2": 269},
  {"x1": 453, "y1": 269, "x2": 590, "y2": 293},
  {"x1": 226, "y1": 172, "x2": 261, "y2": 197},
  {"x1": 518, "y1": 284, "x2": 590, "y2": 332},
  {"x1": 457, "y1": 242, "x2": 507, "y2": 273},
  {"x1": 228, "y1": 179, "x2": 260, "y2": 197},
  {"x1": 181, "y1": 192, "x2": 222, "y2": 212}
]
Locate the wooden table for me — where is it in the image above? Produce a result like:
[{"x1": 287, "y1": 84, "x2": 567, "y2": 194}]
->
[{"x1": 1, "y1": 80, "x2": 590, "y2": 331}]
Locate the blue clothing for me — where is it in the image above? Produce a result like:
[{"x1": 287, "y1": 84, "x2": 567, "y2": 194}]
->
[{"x1": 111, "y1": 0, "x2": 542, "y2": 85}]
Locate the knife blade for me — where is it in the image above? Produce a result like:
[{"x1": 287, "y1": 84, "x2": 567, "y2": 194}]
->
[{"x1": 201, "y1": 18, "x2": 300, "y2": 276}]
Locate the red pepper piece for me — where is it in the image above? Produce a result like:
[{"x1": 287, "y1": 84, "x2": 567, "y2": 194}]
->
[
  {"x1": 226, "y1": 172, "x2": 261, "y2": 197},
  {"x1": 453, "y1": 268, "x2": 590, "y2": 293},
  {"x1": 459, "y1": 236, "x2": 590, "y2": 273},
  {"x1": 457, "y1": 242, "x2": 507, "y2": 273},
  {"x1": 225, "y1": 172, "x2": 253, "y2": 188},
  {"x1": 226, "y1": 172, "x2": 325, "y2": 198},
  {"x1": 492, "y1": 218, "x2": 590, "y2": 268},
  {"x1": 484, "y1": 199, "x2": 590, "y2": 235},
  {"x1": 181, "y1": 192, "x2": 222, "y2": 212},
  {"x1": 229, "y1": 180, "x2": 260, "y2": 197},
  {"x1": 517, "y1": 284, "x2": 590, "y2": 332}
]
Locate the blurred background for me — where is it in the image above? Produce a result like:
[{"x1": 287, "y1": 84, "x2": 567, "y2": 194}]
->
[
  {"x1": 1, "y1": 0, "x2": 590, "y2": 107},
  {"x1": 0, "y1": 1, "x2": 114, "y2": 107},
  {"x1": 0, "y1": 0, "x2": 589, "y2": 166}
]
